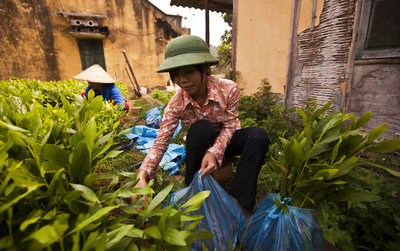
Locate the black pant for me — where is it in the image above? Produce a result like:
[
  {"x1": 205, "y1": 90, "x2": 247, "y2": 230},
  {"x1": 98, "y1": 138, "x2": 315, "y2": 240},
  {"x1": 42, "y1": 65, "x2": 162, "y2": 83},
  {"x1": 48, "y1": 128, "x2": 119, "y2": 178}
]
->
[{"x1": 185, "y1": 120, "x2": 270, "y2": 210}]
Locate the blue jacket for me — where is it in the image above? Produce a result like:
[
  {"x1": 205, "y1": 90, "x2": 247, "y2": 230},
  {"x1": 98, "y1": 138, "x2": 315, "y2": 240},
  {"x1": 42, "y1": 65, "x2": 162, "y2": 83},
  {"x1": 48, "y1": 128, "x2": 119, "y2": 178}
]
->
[{"x1": 84, "y1": 84, "x2": 126, "y2": 108}]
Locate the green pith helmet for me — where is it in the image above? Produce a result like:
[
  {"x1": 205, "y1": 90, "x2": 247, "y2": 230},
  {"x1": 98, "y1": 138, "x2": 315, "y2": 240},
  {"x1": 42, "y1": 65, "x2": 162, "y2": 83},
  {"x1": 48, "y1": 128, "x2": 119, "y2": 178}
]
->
[{"x1": 157, "y1": 35, "x2": 219, "y2": 73}]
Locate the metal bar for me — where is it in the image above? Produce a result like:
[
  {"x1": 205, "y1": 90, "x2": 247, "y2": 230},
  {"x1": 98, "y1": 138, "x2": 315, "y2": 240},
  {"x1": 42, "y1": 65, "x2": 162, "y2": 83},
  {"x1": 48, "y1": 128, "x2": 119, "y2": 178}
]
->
[
  {"x1": 311, "y1": 0, "x2": 317, "y2": 30},
  {"x1": 56, "y1": 11, "x2": 107, "y2": 19},
  {"x1": 205, "y1": 0, "x2": 210, "y2": 46}
]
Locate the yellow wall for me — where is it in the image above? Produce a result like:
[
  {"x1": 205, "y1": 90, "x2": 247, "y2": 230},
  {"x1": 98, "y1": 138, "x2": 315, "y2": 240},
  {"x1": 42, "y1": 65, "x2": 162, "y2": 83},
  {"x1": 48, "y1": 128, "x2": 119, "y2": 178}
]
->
[
  {"x1": 0, "y1": 0, "x2": 184, "y2": 91},
  {"x1": 236, "y1": 0, "x2": 324, "y2": 95}
]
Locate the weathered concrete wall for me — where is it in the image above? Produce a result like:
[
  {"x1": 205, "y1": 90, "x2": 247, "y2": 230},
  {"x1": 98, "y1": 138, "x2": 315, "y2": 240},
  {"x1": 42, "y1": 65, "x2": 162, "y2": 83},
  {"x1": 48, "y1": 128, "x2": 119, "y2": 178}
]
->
[
  {"x1": 287, "y1": 0, "x2": 355, "y2": 111},
  {"x1": 0, "y1": 0, "x2": 60, "y2": 80},
  {"x1": 0, "y1": 0, "x2": 184, "y2": 90},
  {"x1": 349, "y1": 64, "x2": 400, "y2": 139}
]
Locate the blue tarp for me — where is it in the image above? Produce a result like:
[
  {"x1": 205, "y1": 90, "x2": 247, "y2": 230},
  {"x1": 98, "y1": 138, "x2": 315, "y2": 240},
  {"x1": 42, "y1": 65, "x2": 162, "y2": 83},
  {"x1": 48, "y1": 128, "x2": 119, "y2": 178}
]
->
[{"x1": 125, "y1": 122, "x2": 185, "y2": 175}]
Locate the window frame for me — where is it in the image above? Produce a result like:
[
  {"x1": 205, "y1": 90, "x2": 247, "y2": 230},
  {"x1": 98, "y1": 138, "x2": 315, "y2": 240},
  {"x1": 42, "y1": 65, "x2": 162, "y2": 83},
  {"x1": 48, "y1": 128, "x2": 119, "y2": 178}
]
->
[{"x1": 355, "y1": 0, "x2": 400, "y2": 59}]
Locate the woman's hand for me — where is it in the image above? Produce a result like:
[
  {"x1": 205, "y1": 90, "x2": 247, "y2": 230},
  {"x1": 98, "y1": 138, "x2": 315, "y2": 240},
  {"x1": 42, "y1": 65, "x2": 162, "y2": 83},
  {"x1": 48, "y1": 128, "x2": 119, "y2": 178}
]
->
[
  {"x1": 200, "y1": 151, "x2": 218, "y2": 176},
  {"x1": 130, "y1": 170, "x2": 149, "y2": 204}
]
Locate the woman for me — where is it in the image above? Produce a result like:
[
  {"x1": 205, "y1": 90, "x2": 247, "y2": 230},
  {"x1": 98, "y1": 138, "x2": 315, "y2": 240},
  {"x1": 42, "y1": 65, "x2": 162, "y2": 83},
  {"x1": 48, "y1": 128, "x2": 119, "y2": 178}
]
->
[
  {"x1": 73, "y1": 64, "x2": 129, "y2": 111},
  {"x1": 133, "y1": 35, "x2": 269, "y2": 217}
]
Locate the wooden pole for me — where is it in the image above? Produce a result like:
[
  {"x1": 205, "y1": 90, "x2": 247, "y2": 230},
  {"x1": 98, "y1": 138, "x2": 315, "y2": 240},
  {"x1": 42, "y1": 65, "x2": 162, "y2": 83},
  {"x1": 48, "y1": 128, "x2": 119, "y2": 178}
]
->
[
  {"x1": 232, "y1": 0, "x2": 238, "y2": 80},
  {"x1": 122, "y1": 49, "x2": 142, "y2": 97},
  {"x1": 124, "y1": 67, "x2": 135, "y2": 93}
]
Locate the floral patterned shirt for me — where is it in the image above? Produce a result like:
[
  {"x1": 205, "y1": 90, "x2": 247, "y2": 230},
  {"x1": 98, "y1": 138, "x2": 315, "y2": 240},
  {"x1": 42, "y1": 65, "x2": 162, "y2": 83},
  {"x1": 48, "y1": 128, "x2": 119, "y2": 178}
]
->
[{"x1": 139, "y1": 76, "x2": 241, "y2": 178}]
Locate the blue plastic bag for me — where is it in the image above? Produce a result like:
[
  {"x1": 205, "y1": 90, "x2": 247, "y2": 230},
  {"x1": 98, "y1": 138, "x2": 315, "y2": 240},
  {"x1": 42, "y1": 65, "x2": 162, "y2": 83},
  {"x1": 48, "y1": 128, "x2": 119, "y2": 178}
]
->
[
  {"x1": 168, "y1": 171, "x2": 245, "y2": 251},
  {"x1": 238, "y1": 193, "x2": 323, "y2": 251},
  {"x1": 145, "y1": 106, "x2": 163, "y2": 129},
  {"x1": 124, "y1": 123, "x2": 184, "y2": 175}
]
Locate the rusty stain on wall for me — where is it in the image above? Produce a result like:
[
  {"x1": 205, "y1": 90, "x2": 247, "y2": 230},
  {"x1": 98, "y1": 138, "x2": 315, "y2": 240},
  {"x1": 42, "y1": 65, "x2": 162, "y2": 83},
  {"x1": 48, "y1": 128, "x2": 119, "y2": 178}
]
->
[
  {"x1": 0, "y1": 0, "x2": 60, "y2": 80},
  {"x1": 0, "y1": 0, "x2": 187, "y2": 90}
]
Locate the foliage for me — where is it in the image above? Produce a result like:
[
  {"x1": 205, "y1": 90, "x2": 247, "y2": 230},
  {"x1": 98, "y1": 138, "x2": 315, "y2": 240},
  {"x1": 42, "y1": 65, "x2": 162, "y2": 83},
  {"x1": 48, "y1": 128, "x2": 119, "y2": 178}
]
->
[
  {"x1": 0, "y1": 80, "x2": 212, "y2": 250},
  {"x1": 149, "y1": 89, "x2": 175, "y2": 105},
  {"x1": 216, "y1": 14, "x2": 232, "y2": 67},
  {"x1": 319, "y1": 167, "x2": 400, "y2": 250},
  {"x1": 239, "y1": 79, "x2": 301, "y2": 159},
  {"x1": 271, "y1": 98, "x2": 400, "y2": 210}
]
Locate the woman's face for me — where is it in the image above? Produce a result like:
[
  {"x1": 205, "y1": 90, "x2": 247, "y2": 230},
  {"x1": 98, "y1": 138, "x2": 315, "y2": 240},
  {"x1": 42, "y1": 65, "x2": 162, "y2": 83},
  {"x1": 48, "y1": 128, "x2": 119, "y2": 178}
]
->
[
  {"x1": 170, "y1": 66, "x2": 206, "y2": 97},
  {"x1": 89, "y1": 82, "x2": 103, "y2": 91}
]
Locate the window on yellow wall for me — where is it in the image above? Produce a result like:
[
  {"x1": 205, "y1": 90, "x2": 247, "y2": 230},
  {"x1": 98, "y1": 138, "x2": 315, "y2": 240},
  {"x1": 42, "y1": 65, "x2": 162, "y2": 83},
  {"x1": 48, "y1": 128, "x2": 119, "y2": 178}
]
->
[
  {"x1": 77, "y1": 39, "x2": 107, "y2": 70},
  {"x1": 355, "y1": 0, "x2": 400, "y2": 59}
]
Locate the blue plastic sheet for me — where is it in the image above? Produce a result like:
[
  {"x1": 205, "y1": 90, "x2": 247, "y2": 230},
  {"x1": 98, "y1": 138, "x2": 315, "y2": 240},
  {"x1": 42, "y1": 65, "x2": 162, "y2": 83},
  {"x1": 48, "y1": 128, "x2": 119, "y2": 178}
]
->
[
  {"x1": 238, "y1": 193, "x2": 323, "y2": 251},
  {"x1": 124, "y1": 123, "x2": 184, "y2": 175},
  {"x1": 145, "y1": 106, "x2": 163, "y2": 129},
  {"x1": 168, "y1": 171, "x2": 245, "y2": 251}
]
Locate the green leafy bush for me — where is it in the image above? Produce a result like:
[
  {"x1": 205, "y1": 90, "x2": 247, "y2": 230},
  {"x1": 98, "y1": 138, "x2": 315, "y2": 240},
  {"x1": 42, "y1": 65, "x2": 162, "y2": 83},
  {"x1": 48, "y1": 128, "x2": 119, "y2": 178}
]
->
[
  {"x1": 149, "y1": 89, "x2": 176, "y2": 105},
  {"x1": 272, "y1": 98, "x2": 400, "y2": 209},
  {"x1": 0, "y1": 80, "x2": 211, "y2": 250},
  {"x1": 239, "y1": 79, "x2": 301, "y2": 159}
]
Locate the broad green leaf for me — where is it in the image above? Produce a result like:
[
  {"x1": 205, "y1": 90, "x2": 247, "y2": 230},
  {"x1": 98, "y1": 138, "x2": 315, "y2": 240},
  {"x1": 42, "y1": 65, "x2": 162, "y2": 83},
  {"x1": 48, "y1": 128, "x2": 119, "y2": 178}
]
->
[
  {"x1": 180, "y1": 215, "x2": 204, "y2": 222},
  {"x1": 42, "y1": 144, "x2": 69, "y2": 167},
  {"x1": 85, "y1": 118, "x2": 97, "y2": 153},
  {"x1": 365, "y1": 139, "x2": 400, "y2": 153},
  {"x1": 163, "y1": 228, "x2": 190, "y2": 246},
  {"x1": 331, "y1": 136, "x2": 342, "y2": 165},
  {"x1": 314, "y1": 99, "x2": 334, "y2": 118},
  {"x1": 69, "y1": 141, "x2": 90, "y2": 183},
  {"x1": 355, "y1": 112, "x2": 371, "y2": 129},
  {"x1": 81, "y1": 231, "x2": 99, "y2": 251},
  {"x1": 0, "y1": 184, "x2": 42, "y2": 214},
  {"x1": 127, "y1": 227, "x2": 145, "y2": 238},
  {"x1": 181, "y1": 191, "x2": 210, "y2": 213},
  {"x1": 333, "y1": 156, "x2": 359, "y2": 178},
  {"x1": 145, "y1": 184, "x2": 173, "y2": 214},
  {"x1": 40, "y1": 121, "x2": 53, "y2": 149},
  {"x1": 47, "y1": 168, "x2": 66, "y2": 197},
  {"x1": 0, "y1": 120, "x2": 28, "y2": 132},
  {"x1": 144, "y1": 225, "x2": 162, "y2": 240},
  {"x1": 131, "y1": 186, "x2": 154, "y2": 195},
  {"x1": 92, "y1": 139, "x2": 114, "y2": 161},
  {"x1": 69, "y1": 205, "x2": 119, "y2": 233},
  {"x1": 98, "y1": 150, "x2": 123, "y2": 163},
  {"x1": 359, "y1": 160, "x2": 400, "y2": 177},
  {"x1": 106, "y1": 225, "x2": 134, "y2": 249},
  {"x1": 70, "y1": 183, "x2": 100, "y2": 203},
  {"x1": 83, "y1": 173, "x2": 98, "y2": 187},
  {"x1": 185, "y1": 229, "x2": 213, "y2": 245},
  {"x1": 312, "y1": 169, "x2": 339, "y2": 180},
  {"x1": 367, "y1": 123, "x2": 387, "y2": 144},
  {"x1": 119, "y1": 206, "x2": 138, "y2": 214},
  {"x1": 26, "y1": 225, "x2": 59, "y2": 245},
  {"x1": 20, "y1": 110, "x2": 41, "y2": 139},
  {"x1": 20, "y1": 210, "x2": 43, "y2": 231}
]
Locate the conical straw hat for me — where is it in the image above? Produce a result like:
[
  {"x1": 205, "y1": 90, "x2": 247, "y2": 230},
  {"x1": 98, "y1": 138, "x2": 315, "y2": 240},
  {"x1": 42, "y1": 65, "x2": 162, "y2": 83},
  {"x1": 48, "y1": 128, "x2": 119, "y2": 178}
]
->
[{"x1": 73, "y1": 64, "x2": 115, "y2": 83}]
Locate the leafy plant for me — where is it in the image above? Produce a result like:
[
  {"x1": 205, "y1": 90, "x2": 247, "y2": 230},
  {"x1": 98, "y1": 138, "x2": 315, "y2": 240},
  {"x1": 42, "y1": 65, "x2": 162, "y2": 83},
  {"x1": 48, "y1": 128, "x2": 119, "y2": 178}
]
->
[
  {"x1": 149, "y1": 89, "x2": 175, "y2": 105},
  {"x1": 319, "y1": 167, "x2": 400, "y2": 250},
  {"x1": 239, "y1": 79, "x2": 301, "y2": 159},
  {"x1": 271, "y1": 98, "x2": 400, "y2": 210},
  {"x1": 0, "y1": 79, "x2": 212, "y2": 250}
]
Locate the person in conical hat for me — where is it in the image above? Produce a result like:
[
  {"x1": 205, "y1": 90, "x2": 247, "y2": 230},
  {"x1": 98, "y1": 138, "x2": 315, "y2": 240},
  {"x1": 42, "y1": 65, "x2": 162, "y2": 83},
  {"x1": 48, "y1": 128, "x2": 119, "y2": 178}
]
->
[
  {"x1": 73, "y1": 64, "x2": 129, "y2": 111},
  {"x1": 131, "y1": 35, "x2": 270, "y2": 220}
]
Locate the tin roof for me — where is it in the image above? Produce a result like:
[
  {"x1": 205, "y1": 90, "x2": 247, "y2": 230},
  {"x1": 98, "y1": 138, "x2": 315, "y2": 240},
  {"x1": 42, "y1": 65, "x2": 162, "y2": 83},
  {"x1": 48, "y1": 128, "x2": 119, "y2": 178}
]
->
[{"x1": 170, "y1": 0, "x2": 232, "y2": 13}]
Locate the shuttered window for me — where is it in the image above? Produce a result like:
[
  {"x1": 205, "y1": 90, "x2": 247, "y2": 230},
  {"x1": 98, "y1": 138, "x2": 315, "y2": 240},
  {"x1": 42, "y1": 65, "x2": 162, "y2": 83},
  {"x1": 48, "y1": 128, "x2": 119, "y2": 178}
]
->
[{"x1": 77, "y1": 39, "x2": 107, "y2": 70}]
